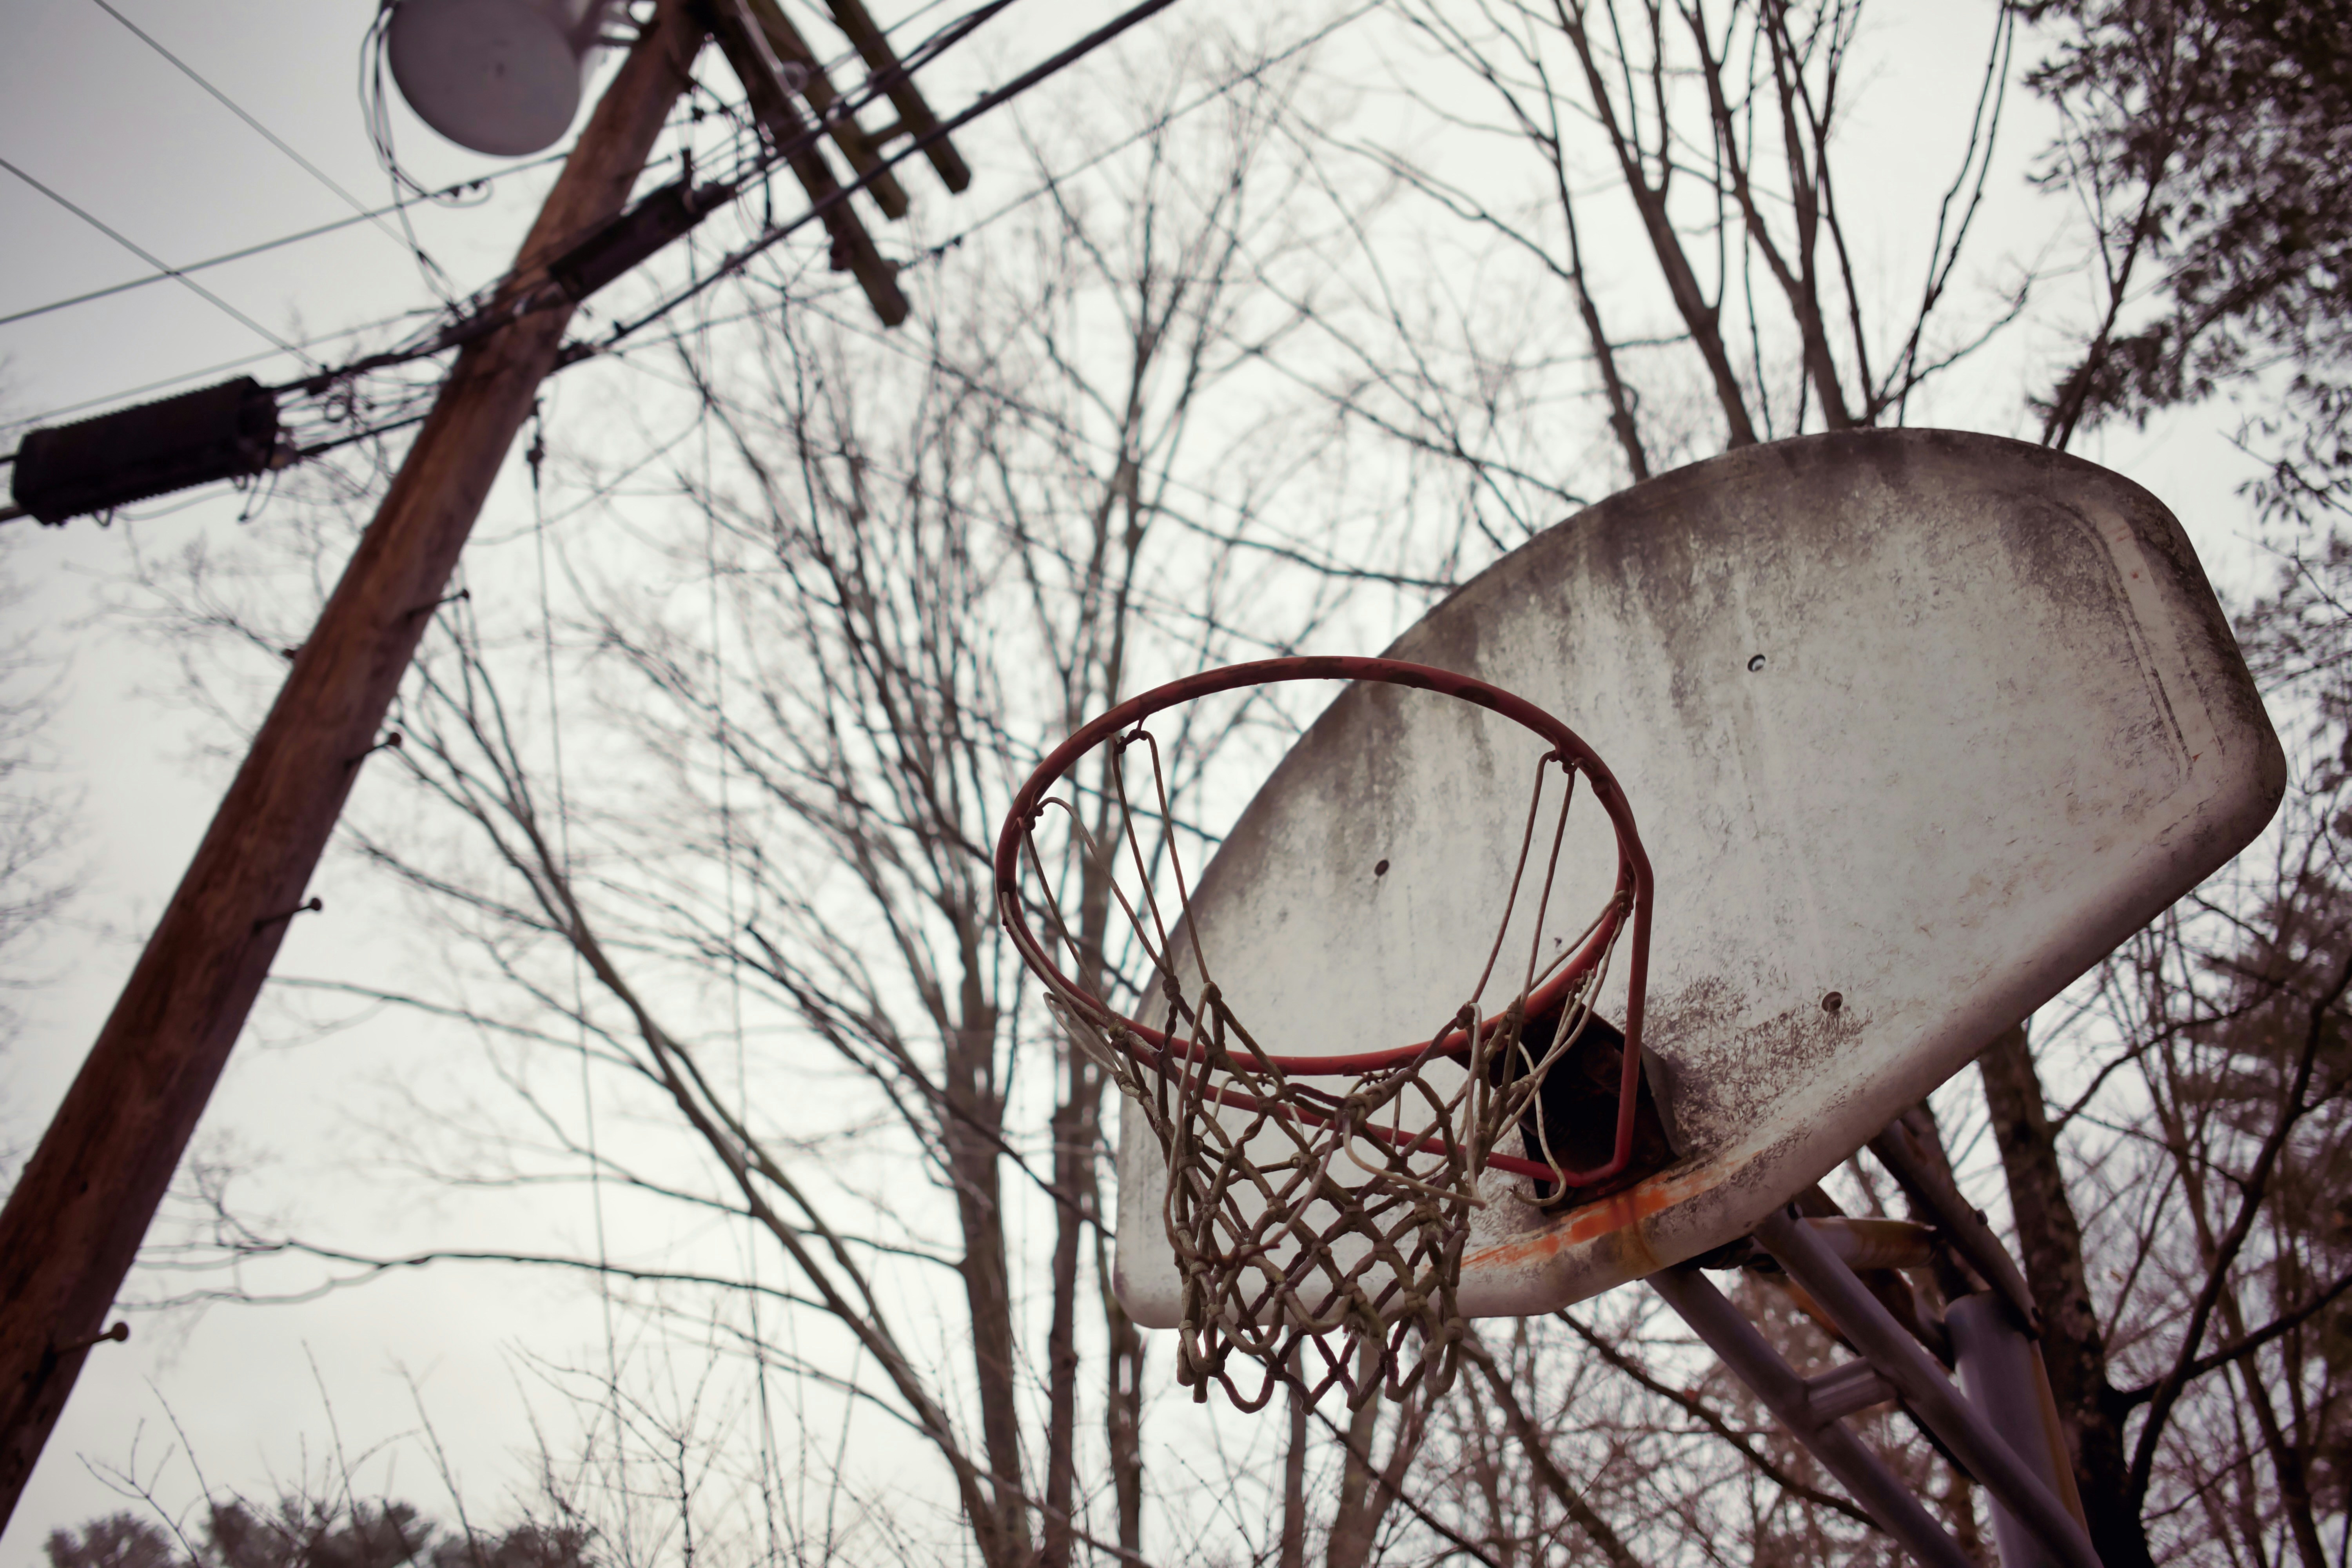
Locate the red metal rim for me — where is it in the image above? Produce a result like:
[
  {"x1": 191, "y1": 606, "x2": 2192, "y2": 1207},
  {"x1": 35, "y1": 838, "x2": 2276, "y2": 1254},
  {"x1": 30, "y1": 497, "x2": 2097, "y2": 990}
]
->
[{"x1": 993, "y1": 656, "x2": 1654, "y2": 1086}]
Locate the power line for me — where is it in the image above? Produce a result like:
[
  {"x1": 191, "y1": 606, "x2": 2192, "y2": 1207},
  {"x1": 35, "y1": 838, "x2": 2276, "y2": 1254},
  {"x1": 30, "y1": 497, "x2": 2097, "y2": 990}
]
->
[
  {"x1": 0, "y1": 165, "x2": 549, "y2": 330},
  {"x1": 5, "y1": 0, "x2": 1021, "y2": 451},
  {"x1": 10, "y1": 0, "x2": 1361, "y2": 462},
  {"x1": 85, "y1": 0, "x2": 464, "y2": 301},
  {"x1": 565, "y1": 3, "x2": 1381, "y2": 361},
  {"x1": 907, "y1": 0, "x2": 1379, "y2": 268},
  {"x1": 574, "y1": 0, "x2": 1191, "y2": 361},
  {"x1": 2, "y1": 209, "x2": 394, "y2": 332},
  {"x1": 0, "y1": 350, "x2": 281, "y2": 444},
  {"x1": 566, "y1": 0, "x2": 1372, "y2": 361},
  {"x1": 8, "y1": 0, "x2": 1242, "y2": 497},
  {"x1": 0, "y1": 141, "x2": 687, "y2": 437},
  {"x1": 0, "y1": 303, "x2": 437, "y2": 439},
  {"x1": 648, "y1": 0, "x2": 1373, "y2": 312},
  {"x1": 0, "y1": 155, "x2": 319, "y2": 368},
  {"x1": 247, "y1": 0, "x2": 1033, "y2": 394},
  {"x1": 88, "y1": 0, "x2": 428, "y2": 264}
]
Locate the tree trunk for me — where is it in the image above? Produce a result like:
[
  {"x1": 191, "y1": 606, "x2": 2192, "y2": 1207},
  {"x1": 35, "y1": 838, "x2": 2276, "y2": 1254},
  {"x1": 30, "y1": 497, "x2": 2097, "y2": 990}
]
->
[
  {"x1": 1325, "y1": 1379, "x2": 1385, "y2": 1568},
  {"x1": 1039, "y1": 1046, "x2": 1101, "y2": 1568},
  {"x1": 944, "y1": 971, "x2": 1030, "y2": 1567},
  {"x1": 1103, "y1": 1281, "x2": 1145, "y2": 1556},
  {"x1": 1977, "y1": 1024, "x2": 2152, "y2": 1568},
  {"x1": 1281, "y1": 1375, "x2": 1308, "y2": 1568}
]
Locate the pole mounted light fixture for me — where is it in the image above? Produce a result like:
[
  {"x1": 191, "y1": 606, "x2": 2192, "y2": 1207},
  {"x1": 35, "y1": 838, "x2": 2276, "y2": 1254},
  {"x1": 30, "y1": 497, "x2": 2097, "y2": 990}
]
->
[{"x1": 387, "y1": 0, "x2": 625, "y2": 156}]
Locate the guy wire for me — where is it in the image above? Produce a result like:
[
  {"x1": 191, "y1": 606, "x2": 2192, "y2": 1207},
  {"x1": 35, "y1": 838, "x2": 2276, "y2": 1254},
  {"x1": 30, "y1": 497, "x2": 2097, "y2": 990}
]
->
[
  {"x1": 686, "y1": 220, "x2": 786, "y2": 1560},
  {"x1": 528, "y1": 401, "x2": 629, "y2": 1509}
]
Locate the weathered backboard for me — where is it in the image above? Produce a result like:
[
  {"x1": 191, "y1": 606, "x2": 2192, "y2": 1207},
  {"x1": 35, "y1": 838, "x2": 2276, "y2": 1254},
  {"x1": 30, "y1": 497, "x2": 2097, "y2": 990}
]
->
[{"x1": 1113, "y1": 429, "x2": 2284, "y2": 1325}]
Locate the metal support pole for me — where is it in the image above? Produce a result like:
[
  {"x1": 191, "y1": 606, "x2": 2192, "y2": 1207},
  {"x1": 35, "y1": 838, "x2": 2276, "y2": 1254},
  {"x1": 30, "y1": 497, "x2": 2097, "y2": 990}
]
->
[
  {"x1": 1757, "y1": 1209, "x2": 2104, "y2": 1568},
  {"x1": 1650, "y1": 1266, "x2": 1976, "y2": 1568},
  {"x1": 1949, "y1": 1294, "x2": 2089, "y2": 1568}
]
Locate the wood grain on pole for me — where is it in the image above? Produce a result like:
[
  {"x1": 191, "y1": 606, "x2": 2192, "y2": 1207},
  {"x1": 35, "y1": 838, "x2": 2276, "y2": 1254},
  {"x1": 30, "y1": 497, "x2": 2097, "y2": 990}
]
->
[
  {"x1": 821, "y1": 0, "x2": 971, "y2": 191},
  {"x1": 740, "y1": 0, "x2": 910, "y2": 219},
  {"x1": 0, "y1": 3, "x2": 703, "y2": 1530},
  {"x1": 709, "y1": 0, "x2": 909, "y2": 325}
]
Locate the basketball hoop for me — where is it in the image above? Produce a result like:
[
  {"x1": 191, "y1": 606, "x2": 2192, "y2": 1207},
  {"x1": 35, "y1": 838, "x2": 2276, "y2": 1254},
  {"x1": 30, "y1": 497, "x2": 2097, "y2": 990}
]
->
[{"x1": 994, "y1": 657, "x2": 1654, "y2": 1410}]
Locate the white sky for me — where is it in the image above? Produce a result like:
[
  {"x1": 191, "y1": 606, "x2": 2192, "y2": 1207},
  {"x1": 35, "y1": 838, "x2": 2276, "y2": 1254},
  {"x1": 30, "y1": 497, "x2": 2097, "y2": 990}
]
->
[{"x1": 0, "y1": 0, "x2": 2290, "y2": 1561}]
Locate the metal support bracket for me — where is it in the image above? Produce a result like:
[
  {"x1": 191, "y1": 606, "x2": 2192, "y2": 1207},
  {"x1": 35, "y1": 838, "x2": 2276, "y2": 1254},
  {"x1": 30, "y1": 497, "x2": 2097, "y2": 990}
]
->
[
  {"x1": 1949, "y1": 1294, "x2": 2089, "y2": 1568},
  {"x1": 1757, "y1": 1208, "x2": 2102, "y2": 1568},
  {"x1": 1653, "y1": 1194, "x2": 2103, "y2": 1568},
  {"x1": 1650, "y1": 1264, "x2": 1977, "y2": 1568},
  {"x1": 1804, "y1": 1356, "x2": 1897, "y2": 1422},
  {"x1": 1869, "y1": 1115, "x2": 2042, "y2": 1335}
]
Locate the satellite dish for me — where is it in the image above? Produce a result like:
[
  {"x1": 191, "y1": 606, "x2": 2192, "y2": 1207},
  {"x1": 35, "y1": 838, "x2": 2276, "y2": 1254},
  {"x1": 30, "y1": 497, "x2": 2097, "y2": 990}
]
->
[{"x1": 386, "y1": 0, "x2": 619, "y2": 157}]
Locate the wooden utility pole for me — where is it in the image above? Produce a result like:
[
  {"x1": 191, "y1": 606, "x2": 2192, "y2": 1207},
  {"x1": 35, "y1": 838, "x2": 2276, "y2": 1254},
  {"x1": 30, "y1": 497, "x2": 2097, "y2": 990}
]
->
[{"x1": 0, "y1": 1, "x2": 703, "y2": 1528}]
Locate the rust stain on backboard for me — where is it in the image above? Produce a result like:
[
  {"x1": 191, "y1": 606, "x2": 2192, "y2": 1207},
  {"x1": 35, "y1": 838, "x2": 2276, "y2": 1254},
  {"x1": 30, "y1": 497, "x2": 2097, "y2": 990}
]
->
[{"x1": 1464, "y1": 1160, "x2": 1726, "y2": 1270}]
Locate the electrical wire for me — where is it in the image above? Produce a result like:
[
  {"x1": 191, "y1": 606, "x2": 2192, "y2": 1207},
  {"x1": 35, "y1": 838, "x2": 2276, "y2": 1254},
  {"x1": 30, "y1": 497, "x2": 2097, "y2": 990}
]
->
[
  {"x1": 567, "y1": 0, "x2": 1187, "y2": 361},
  {"x1": 0, "y1": 155, "x2": 321, "y2": 368},
  {"x1": 0, "y1": 348, "x2": 282, "y2": 447},
  {"x1": 7, "y1": 0, "x2": 1255, "y2": 494},
  {"x1": 40, "y1": 0, "x2": 1342, "y2": 459},
  {"x1": 0, "y1": 123, "x2": 692, "y2": 449},
  {"x1": 678, "y1": 211, "x2": 786, "y2": 1561},
  {"x1": 87, "y1": 0, "x2": 453, "y2": 293},
  {"x1": 357, "y1": 0, "x2": 474, "y2": 300},
  {"x1": 584, "y1": 0, "x2": 1372, "y2": 327},
  {"x1": 0, "y1": 163, "x2": 554, "y2": 330},
  {"x1": 357, "y1": 0, "x2": 734, "y2": 272},
  {"x1": 9, "y1": 0, "x2": 1074, "y2": 438},
  {"x1": 0, "y1": 297, "x2": 451, "y2": 444},
  {"x1": 356, "y1": 0, "x2": 1031, "y2": 381},
  {"x1": 904, "y1": 0, "x2": 1378, "y2": 270},
  {"x1": 358, "y1": 2, "x2": 447, "y2": 210},
  {"x1": 113, "y1": 0, "x2": 1022, "y2": 410},
  {"x1": 521, "y1": 403, "x2": 627, "y2": 1553},
  {"x1": 8, "y1": 14, "x2": 675, "y2": 410}
]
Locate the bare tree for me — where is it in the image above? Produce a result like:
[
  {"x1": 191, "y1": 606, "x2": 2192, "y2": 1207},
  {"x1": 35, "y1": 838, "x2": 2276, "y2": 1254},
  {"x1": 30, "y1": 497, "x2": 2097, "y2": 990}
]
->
[
  {"x1": 0, "y1": 536, "x2": 78, "y2": 1082},
  {"x1": 1268, "y1": 0, "x2": 2027, "y2": 558},
  {"x1": 135, "y1": 39, "x2": 1409, "y2": 1566},
  {"x1": 99, "y1": 6, "x2": 2352, "y2": 1566}
]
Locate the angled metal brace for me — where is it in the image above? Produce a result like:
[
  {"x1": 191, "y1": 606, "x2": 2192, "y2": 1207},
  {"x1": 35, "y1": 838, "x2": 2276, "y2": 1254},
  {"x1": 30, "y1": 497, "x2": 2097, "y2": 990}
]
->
[
  {"x1": 1651, "y1": 1264, "x2": 1977, "y2": 1568},
  {"x1": 1757, "y1": 1208, "x2": 2102, "y2": 1568}
]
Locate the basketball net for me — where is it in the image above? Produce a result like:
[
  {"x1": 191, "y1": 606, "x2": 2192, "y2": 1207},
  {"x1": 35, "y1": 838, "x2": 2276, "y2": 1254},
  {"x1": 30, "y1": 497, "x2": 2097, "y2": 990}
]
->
[{"x1": 996, "y1": 659, "x2": 1651, "y2": 1411}]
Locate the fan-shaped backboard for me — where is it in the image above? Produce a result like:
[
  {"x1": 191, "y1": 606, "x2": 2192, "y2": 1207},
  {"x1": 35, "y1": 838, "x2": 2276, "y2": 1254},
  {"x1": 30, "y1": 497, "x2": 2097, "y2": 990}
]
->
[{"x1": 1112, "y1": 429, "x2": 2284, "y2": 1324}]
